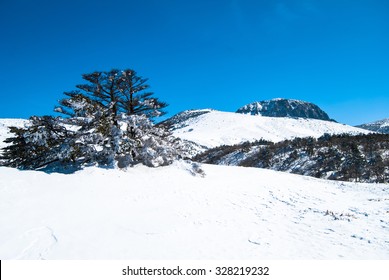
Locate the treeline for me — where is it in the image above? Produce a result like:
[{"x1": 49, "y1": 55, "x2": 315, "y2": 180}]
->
[{"x1": 194, "y1": 133, "x2": 389, "y2": 183}]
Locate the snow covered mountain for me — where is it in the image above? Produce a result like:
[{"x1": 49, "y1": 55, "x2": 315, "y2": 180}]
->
[
  {"x1": 236, "y1": 98, "x2": 333, "y2": 121},
  {"x1": 0, "y1": 162, "x2": 388, "y2": 259},
  {"x1": 164, "y1": 109, "x2": 369, "y2": 149},
  {"x1": 356, "y1": 118, "x2": 389, "y2": 134}
]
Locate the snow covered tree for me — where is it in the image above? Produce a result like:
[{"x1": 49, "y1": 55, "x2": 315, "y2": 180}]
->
[
  {"x1": 1, "y1": 68, "x2": 181, "y2": 171},
  {"x1": 369, "y1": 152, "x2": 385, "y2": 183},
  {"x1": 1, "y1": 116, "x2": 75, "y2": 170},
  {"x1": 53, "y1": 69, "x2": 176, "y2": 168},
  {"x1": 1, "y1": 126, "x2": 28, "y2": 168}
]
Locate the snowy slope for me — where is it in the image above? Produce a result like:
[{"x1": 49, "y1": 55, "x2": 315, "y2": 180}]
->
[
  {"x1": 0, "y1": 161, "x2": 388, "y2": 259},
  {"x1": 170, "y1": 110, "x2": 370, "y2": 148}
]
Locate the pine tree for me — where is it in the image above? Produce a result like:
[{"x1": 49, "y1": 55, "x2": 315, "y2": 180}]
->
[
  {"x1": 117, "y1": 69, "x2": 168, "y2": 118},
  {"x1": 349, "y1": 142, "x2": 364, "y2": 182},
  {"x1": 1, "y1": 116, "x2": 74, "y2": 169},
  {"x1": 369, "y1": 152, "x2": 385, "y2": 183},
  {"x1": 54, "y1": 69, "x2": 167, "y2": 121},
  {"x1": 54, "y1": 69, "x2": 174, "y2": 168},
  {"x1": 1, "y1": 126, "x2": 28, "y2": 168}
]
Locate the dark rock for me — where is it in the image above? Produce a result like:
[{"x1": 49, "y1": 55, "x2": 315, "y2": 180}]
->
[{"x1": 236, "y1": 98, "x2": 333, "y2": 121}]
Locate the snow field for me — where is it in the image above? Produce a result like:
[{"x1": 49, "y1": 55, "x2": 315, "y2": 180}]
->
[{"x1": 0, "y1": 161, "x2": 388, "y2": 259}]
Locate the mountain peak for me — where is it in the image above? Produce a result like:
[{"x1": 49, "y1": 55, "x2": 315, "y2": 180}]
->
[
  {"x1": 356, "y1": 118, "x2": 389, "y2": 134},
  {"x1": 236, "y1": 98, "x2": 333, "y2": 121}
]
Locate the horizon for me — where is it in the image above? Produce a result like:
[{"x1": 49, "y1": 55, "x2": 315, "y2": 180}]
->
[{"x1": 1, "y1": 0, "x2": 388, "y2": 125}]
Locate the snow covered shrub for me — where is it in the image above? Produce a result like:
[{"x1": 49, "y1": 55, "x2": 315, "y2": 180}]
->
[
  {"x1": 109, "y1": 114, "x2": 182, "y2": 168},
  {"x1": 189, "y1": 162, "x2": 206, "y2": 177}
]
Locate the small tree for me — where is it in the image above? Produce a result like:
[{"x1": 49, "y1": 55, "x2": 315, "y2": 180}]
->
[
  {"x1": 1, "y1": 116, "x2": 74, "y2": 169},
  {"x1": 349, "y1": 143, "x2": 364, "y2": 182},
  {"x1": 369, "y1": 152, "x2": 385, "y2": 183}
]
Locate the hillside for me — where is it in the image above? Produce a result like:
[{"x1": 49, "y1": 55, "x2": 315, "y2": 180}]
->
[
  {"x1": 194, "y1": 134, "x2": 389, "y2": 183},
  {"x1": 165, "y1": 109, "x2": 369, "y2": 149},
  {"x1": 0, "y1": 162, "x2": 388, "y2": 259},
  {"x1": 357, "y1": 118, "x2": 389, "y2": 134}
]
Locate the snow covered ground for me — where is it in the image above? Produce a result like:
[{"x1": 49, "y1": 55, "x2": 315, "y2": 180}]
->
[
  {"x1": 171, "y1": 110, "x2": 370, "y2": 148},
  {"x1": 0, "y1": 161, "x2": 388, "y2": 259},
  {"x1": 0, "y1": 117, "x2": 387, "y2": 259}
]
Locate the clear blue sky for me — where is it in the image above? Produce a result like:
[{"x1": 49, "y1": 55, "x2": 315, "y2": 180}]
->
[{"x1": 0, "y1": 0, "x2": 388, "y2": 125}]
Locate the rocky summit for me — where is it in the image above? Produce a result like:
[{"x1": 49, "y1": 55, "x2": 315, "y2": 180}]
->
[{"x1": 236, "y1": 98, "x2": 333, "y2": 121}]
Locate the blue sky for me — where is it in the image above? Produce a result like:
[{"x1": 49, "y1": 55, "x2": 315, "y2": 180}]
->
[{"x1": 0, "y1": 0, "x2": 388, "y2": 125}]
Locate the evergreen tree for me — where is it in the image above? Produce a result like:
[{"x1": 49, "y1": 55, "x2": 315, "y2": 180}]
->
[
  {"x1": 369, "y1": 152, "x2": 385, "y2": 183},
  {"x1": 117, "y1": 69, "x2": 168, "y2": 118},
  {"x1": 349, "y1": 143, "x2": 364, "y2": 181},
  {"x1": 1, "y1": 116, "x2": 74, "y2": 169},
  {"x1": 55, "y1": 69, "x2": 167, "y2": 121}
]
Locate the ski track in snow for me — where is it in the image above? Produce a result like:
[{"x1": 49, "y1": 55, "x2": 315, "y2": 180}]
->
[{"x1": 0, "y1": 162, "x2": 388, "y2": 259}]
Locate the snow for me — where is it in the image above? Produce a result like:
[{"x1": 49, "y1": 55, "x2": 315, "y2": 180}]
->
[
  {"x1": 0, "y1": 161, "x2": 388, "y2": 260},
  {"x1": 171, "y1": 110, "x2": 371, "y2": 148}
]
